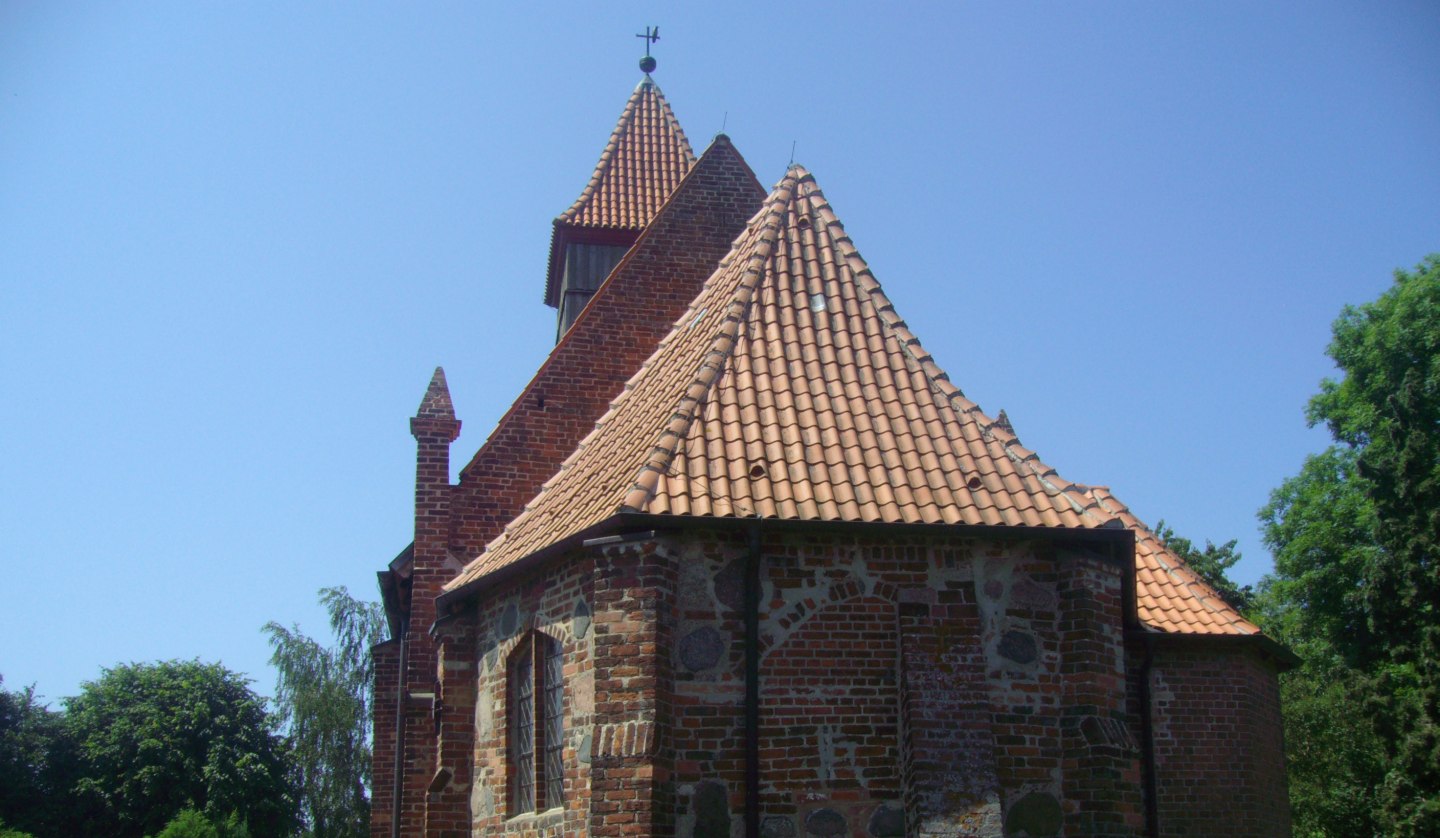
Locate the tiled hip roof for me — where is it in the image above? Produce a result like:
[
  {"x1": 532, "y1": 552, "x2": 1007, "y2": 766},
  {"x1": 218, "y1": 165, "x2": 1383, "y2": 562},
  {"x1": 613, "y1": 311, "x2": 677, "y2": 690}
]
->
[{"x1": 452, "y1": 167, "x2": 1114, "y2": 588}]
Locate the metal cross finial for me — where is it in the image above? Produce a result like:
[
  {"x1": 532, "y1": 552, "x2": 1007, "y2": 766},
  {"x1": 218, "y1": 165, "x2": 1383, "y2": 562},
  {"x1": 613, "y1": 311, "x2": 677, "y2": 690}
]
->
[
  {"x1": 636, "y1": 26, "x2": 660, "y2": 74},
  {"x1": 636, "y1": 26, "x2": 660, "y2": 56}
]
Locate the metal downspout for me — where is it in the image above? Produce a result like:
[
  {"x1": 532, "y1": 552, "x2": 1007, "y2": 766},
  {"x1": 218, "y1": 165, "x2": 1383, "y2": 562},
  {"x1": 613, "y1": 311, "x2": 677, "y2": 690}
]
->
[
  {"x1": 744, "y1": 524, "x2": 761, "y2": 838},
  {"x1": 391, "y1": 616, "x2": 409, "y2": 838},
  {"x1": 1138, "y1": 632, "x2": 1160, "y2": 838}
]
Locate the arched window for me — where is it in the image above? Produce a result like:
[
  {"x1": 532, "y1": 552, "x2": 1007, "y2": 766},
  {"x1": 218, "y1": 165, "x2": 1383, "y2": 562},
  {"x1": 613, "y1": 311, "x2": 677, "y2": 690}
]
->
[{"x1": 509, "y1": 632, "x2": 564, "y2": 815}]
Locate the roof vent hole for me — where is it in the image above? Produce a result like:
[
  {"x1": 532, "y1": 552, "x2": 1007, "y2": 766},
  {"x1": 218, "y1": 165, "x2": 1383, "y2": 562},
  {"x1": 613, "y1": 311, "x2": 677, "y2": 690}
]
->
[
  {"x1": 966, "y1": 476, "x2": 983, "y2": 491},
  {"x1": 797, "y1": 215, "x2": 812, "y2": 229},
  {"x1": 749, "y1": 462, "x2": 768, "y2": 480}
]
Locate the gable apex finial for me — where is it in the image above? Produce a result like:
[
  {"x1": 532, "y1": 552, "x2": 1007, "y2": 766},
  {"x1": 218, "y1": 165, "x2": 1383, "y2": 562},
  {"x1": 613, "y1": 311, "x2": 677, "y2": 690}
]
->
[{"x1": 636, "y1": 25, "x2": 659, "y2": 74}]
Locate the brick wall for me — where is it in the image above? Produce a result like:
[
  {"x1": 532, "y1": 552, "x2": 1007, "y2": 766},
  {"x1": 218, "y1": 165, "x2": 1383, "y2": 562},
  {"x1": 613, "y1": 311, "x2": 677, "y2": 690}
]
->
[
  {"x1": 439, "y1": 527, "x2": 1288, "y2": 838},
  {"x1": 663, "y1": 529, "x2": 1142, "y2": 838},
  {"x1": 468, "y1": 553, "x2": 594, "y2": 837},
  {"x1": 1143, "y1": 641, "x2": 1291, "y2": 837},
  {"x1": 1055, "y1": 550, "x2": 1144, "y2": 836},
  {"x1": 370, "y1": 638, "x2": 400, "y2": 838}
]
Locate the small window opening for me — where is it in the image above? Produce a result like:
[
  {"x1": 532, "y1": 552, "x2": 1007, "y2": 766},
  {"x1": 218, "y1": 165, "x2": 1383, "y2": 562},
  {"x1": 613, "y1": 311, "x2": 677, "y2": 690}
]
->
[{"x1": 509, "y1": 633, "x2": 564, "y2": 816}]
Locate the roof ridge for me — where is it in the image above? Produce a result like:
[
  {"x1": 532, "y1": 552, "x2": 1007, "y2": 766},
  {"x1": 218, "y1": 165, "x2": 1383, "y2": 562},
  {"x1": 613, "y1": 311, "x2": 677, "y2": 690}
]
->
[
  {"x1": 619, "y1": 173, "x2": 797, "y2": 512},
  {"x1": 556, "y1": 80, "x2": 696, "y2": 228},
  {"x1": 789, "y1": 166, "x2": 1110, "y2": 526}
]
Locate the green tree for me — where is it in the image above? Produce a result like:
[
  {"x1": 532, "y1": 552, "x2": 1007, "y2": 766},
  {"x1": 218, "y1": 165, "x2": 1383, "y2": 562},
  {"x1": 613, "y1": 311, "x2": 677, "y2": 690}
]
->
[
  {"x1": 264, "y1": 587, "x2": 386, "y2": 838},
  {"x1": 149, "y1": 808, "x2": 251, "y2": 838},
  {"x1": 64, "y1": 661, "x2": 297, "y2": 838},
  {"x1": 1259, "y1": 255, "x2": 1440, "y2": 834},
  {"x1": 1255, "y1": 445, "x2": 1392, "y2": 836},
  {"x1": 1153, "y1": 519, "x2": 1254, "y2": 613},
  {"x1": 0, "y1": 677, "x2": 80, "y2": 837},
  {"x1": 1308, "y1": 255, "x2": 1440, "y2": 833},
  {"x1": 1257, "y1": 446, "x2": 1382, "y2": 666}
]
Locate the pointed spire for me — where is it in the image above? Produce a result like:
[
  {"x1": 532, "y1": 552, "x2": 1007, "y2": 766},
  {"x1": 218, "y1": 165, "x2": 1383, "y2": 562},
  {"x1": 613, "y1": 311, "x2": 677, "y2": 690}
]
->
[
  {"x1": 554, "y1": 81, "x2": 695, "y2": 231},
  {"x1": 416, "y1": 367, "x2": 455, "y2": 420},
  {"x1": 543, "y1": 75, "x2": 699, "y2": 320}
]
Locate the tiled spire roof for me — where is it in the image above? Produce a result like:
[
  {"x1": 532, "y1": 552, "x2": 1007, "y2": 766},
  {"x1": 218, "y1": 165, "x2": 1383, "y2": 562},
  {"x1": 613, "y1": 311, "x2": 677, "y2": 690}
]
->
[
  {"x1": 451, "y1": 167, "x2": 1120, "y2": 590},
  {"x1": 543, "y1": 78, "x2": 697, "y2": 308},
  {"x1": 556, "y1": 79, "x2": 696, "y2": 230}
]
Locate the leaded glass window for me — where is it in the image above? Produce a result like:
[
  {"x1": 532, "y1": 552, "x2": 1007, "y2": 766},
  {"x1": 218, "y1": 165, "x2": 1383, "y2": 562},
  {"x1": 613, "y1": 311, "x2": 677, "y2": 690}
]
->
[
  {"x1": 508, "y1": 645, "x2": 535, "y2": 814},
  {"x1": 508, "y1": 633, "x2": 564, "y2": 816},
  {"x1": 543, "y1": 638, "x2": 565, "y2": 807}
]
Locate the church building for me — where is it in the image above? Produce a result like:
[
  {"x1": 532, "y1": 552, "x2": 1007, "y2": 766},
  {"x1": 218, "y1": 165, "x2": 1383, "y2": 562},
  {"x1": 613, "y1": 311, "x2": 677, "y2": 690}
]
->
[{"x1": 371, "y1": 48, "x2": 1293, "y2": 838}]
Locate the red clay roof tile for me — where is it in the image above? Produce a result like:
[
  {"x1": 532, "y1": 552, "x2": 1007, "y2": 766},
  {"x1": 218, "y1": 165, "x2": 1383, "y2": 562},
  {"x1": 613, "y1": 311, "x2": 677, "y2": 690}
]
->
[
  {"x1": 450, "y1": 167, "x2": 1116, "y2": 589},
  {"x1": 556, "y1": 79, "x2": 695, "y2": 231}
]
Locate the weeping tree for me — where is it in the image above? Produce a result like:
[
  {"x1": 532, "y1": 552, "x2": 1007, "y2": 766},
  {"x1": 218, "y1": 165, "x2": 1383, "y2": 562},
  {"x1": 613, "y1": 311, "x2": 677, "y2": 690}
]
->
[{"x1": 264, "y1": 588, "x2": 386, "y2": 838}]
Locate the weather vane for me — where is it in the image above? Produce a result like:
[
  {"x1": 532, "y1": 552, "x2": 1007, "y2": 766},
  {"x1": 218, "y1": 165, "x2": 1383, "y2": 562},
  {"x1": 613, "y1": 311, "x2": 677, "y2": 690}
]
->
[{"x1": 636, "y1": 26, "x2": 659, "y2": 74}]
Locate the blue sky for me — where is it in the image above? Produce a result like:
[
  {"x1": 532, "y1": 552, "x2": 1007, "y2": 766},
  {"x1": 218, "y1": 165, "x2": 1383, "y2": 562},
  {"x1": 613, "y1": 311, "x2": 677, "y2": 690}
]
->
[{"x1": 2, "y1": 2, "x2": 1437, "y2": 703}]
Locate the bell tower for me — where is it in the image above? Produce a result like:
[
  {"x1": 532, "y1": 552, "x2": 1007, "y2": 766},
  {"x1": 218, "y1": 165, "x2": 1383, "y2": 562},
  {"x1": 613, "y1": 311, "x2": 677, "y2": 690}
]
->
[{"x1": 543, "y1": 33, "x2": 695, "y2": 339}]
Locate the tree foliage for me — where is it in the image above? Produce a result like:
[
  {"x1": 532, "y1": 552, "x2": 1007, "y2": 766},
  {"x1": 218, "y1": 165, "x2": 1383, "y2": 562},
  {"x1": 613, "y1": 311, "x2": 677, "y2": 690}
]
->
[
  {"x1": 1259, "y1": 255, "x2": 1440, "y2": 835},
  {"x1": 63, "y1": 661, "x2": 297, "y2": 838},
  {"x1": 0, "y1": 678, "x2": 79, "y2": 837},
  {"x1": 150, "y1": 808, "x2": 251, "y2": 838},
  {"x1": 264, "y1": 587, "x2": 386, "y2": 838}
]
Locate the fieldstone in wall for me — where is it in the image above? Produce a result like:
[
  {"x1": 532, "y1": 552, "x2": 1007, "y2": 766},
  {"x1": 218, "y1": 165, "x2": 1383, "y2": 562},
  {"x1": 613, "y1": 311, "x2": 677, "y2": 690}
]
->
[
  {"x1": 680, "y1": 625, "x2": 726, "y2": 672},
  {"x1": 1010, "y1": 578, "x2": 1056, "y2": 610},
  {"x1": 714, "y1": 558, "x2": 745, "y2": 614},
  {"x1": 577, "y1": 730, "x2": 592, "y2": 765},
  {"x1": 997, "y1": 629, "x2": 1038, "y2": 665},
  {"x1": 470, "y1": 781, "x2": 494, "y2": 818},
  {"x1": 573, "y1": 599, "x2": 591, "y2": 639},
  {"x1": 679, "y1": 557, "x2": 714, "y2": 612},
  {"x1": 475, "y1": 689, "x2": 493, "y2": 737},
  {"x1": 693, "y1": 780, "x2": 730, "y2": 838},
  {"x1": 867, "y1": 804, "x2": 904, "y2": 837},
  {"x1": 573, "y1": 668, "x2": 594, "y2": 715},
  {"x1": 499, "y1": 601, "x2": 520, "y2": 637},
  {"x1": 804, "y1": 808, "x2": 847, "y2": 837},
  {"x1": 1003, "y1": 792, "x2": 1062, "y2": 837}
]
